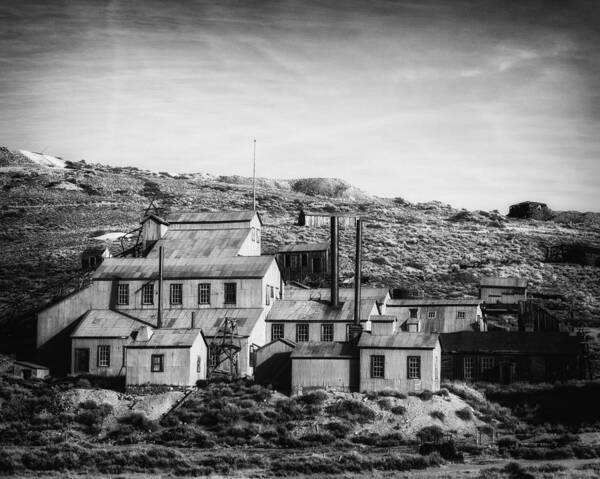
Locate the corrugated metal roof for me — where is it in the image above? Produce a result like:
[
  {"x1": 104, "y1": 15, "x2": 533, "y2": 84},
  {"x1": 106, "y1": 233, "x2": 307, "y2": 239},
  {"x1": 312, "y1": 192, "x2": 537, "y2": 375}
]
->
[
  {"x1": 277, "y1": 242, "x2": 329, "y2": 253},
  {"x1": 146, "y1": 229, "x2": 250, "y2": 259},
  {"x1": 166, "y1": 211, "x2": 259, "y2": 224},
  {"x1": 291, "y1": 341, "x2": 357, "y2": 359},
  {"x1": 370, "y1": 315, "x2": 397, "y2": 322},
  {"x1": 127, "y1": 308, "x2": 264, "y2": 337},
  {"x1": 285, "y1": 287, "x2": 389, "y2": 303},
  {"x1": 388, "y1": 298, "x2": 480, "y2": 307},
  {"x1": 479, "y1": 277, "x2": 528, "y2": 288},
  {"x1": 71, "y1": 310, "x2": 148, "y2": 338},
  {"x1": 267, "y1": 299, "x2": 377, "y2": 322},
  {"x1": 92, "y1": 256, "x2": 276, "y2": 280},
  {"x1": 358, "y1": 332, "x2": 439, "y2": 349},
  {"x1": 440, "y1": 332, "x2": 582, "y2": 355},
  {"x1": 127, "y1": 328, "x2": 202, "y2": 347}
]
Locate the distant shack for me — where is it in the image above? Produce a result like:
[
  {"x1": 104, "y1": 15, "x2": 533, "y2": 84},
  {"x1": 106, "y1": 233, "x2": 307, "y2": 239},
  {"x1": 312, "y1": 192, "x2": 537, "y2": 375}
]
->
[
  {"x1": 298, "y1": 209, "x2": 359, "y2": 228},
  {"x1": 545, "y1": 244, "x2": 600, "y2": 267}
]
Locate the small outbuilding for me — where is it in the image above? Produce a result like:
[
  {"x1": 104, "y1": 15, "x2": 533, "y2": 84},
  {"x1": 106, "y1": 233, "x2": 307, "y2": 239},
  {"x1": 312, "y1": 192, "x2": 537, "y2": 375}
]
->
[
  {"x1": 298, "y1": 209, "x2": 359, "y2": 228},
  {"x1": 254, "y1": 338, "x2": 296, "y2": 392},
  {"x1": 276, "y1": 242, "x2": 330, "y2": 283},
  {"x1": 14, "y1": 361, "x2": 50, "y2": 380},
  {"x1": 479, "y1": 277, "x2": 527, "y2": 305},
  {"x1": 81, "y1": 245, "x2": 111, "y2": 270},
  {"x1": 290, "y1": 342, "x2": 358, "y2": 394}
]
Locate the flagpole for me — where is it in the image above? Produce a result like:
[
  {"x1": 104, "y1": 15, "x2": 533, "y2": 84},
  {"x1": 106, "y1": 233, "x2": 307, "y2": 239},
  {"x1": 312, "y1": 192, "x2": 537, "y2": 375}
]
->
[{"x1": 252, "y1": 139, "x2": 256, "y2": 211}]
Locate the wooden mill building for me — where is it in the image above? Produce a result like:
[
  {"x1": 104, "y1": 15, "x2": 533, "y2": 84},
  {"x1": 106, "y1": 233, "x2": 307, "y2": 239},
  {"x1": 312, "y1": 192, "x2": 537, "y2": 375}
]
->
[
  {"x1": 479, "y1": 277, "x2": 528, "y2": 305},
  {"x1": 275, "y1": 242, "x2": 330, "y2": 283},
  {"x1": 297, "y1": 209, "x2": 359, "y2": 228}
]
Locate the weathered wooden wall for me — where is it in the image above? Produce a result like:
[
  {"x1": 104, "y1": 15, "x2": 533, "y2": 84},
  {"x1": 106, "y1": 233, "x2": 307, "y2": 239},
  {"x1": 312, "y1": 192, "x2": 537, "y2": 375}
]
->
[
  {"x1": 71, "y1": 337, "x2": 127, "y2": 376},
  {"x1": 291, "y1": 358, "x2": 358, "y2": 392},
  {"x1": 480, "y1": 287, "x2": 526, "y2": 305},
  {"x1": 276, "y1": 250, "x2": 330, "y2": 282},
  {"x1": 387, "y1": 304, "x2": 484, "y2": 333}
]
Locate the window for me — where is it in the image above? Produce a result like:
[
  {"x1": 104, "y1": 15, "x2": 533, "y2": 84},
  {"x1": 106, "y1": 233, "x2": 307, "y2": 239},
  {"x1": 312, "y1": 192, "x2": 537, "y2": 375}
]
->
[
  {"x1": 409, "y1": 308, "x2": 418, "y2": 319},
  {"x1": 271, "y1": 323, "x2": 284, "y2": 340},
  {"x1": 249, "y1": 344, "x2": 258, "y2": 368},
  {"x1": 428, "y1": 311, "x2": 436, "y2": 319},
  {"x1": 142, "y1": 283, "x2": 154, "y2": 305},
  {"x1": 301, "y1": 254, "x2": 308, "y2": 267},
  {"x1": 117, "y1": 284, "x2": 129, "y2": 305},
  {"x1": 296, "y1": 324, "x2": 309, "y2": 342},
  {"x1": 170, "y1": 283, "x2": 182, "y2": 305},
  {"x1": 197, "y1": 355, "x2": 202, "y2": 373},
  {"x1": 270, "y1": 286, "x2": 274, "y2": 299},
  {"x1": 266, "y1": 285, "x2": 270, "y2": 305},
  {"x1": 151, "y1": 354, "x2": 164, "y2": 372},
  {"x1": 371, "y1": 355, "x2": 385, "y2": 378},
  {"x1": 464, "y1": 357, "x2": 474, "y2": 380},
  {"x1": 457, "y1": 311, "x2": 466, "y2": 319},
  {"x1": 209, "y1": 346, "x2": 219, "y2": 368},
  {"x1": 224, "y1": 283, "x2": 237, "y2": 305},
  {"x1": 346, "y1": 324, "x2": 352, "y2": 341},
  {"x1": 407, "y1": 356, "x2": 421, "y2": 379},
  {"x1": 251, "y1": 227, "x2": 256, "y2": 242},
  {"x1": 198, "y1": 283, "x2": 211, "y2": 305},
  {"x1": 481, "y1": 356, "x2": 494, "y2": 372},
  {"x1": 97, "y1": 345, "x2": 110, "y2": 367},
  {"x1": 320, "y1": 323, "x2": 333, "y2": 341}
]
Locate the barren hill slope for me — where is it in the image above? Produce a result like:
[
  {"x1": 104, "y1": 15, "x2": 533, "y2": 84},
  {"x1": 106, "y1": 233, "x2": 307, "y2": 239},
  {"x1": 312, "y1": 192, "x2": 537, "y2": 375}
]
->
[{"x1": 0, "y1": 147, "x2": 599, "y2": 354}]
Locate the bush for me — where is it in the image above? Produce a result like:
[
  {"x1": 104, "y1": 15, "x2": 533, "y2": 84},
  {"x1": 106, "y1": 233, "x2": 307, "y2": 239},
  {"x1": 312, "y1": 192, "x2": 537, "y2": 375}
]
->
[
  {"x1": 417, "y1": 425, "x2": 445, "y2": 444},
  {"x1": 455, "y1": 407, "x2": 473, "y2": 421},
  {"x1": 324, "y1": 421, "x2": 353, "y2": 438},
  {"x1": 391, "y1": 405, "x2": 406, "y2": 415},
  {"x1": 377, "y1": 398, "x2": 393, "y2": 410},
  {"x1": 430, "y1": 410, "x2": 445, "y2": 421},
  {"x1": 326, "y1": 400, "x2": 376, "y2": 423},
  {"x1": 296, "y1": 390, "x2": 327, "y2": 405},
  {"x1": 118, "y1": 412, "x2": 157, "y2": 431},
  {"x1": 419, "y1": 441, "x2": 463, "y2": 462},
  {"x1": 300, "y1": 432, "x2": 336, "y2": 445},
  {"x1": 417, "y1": 390, "x2": 434, "y2": 401}
]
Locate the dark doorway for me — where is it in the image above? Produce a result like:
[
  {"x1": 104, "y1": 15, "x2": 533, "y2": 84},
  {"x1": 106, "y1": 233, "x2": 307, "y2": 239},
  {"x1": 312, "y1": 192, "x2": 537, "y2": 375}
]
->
[
  {"x1": 312, "y1": 257, "x2": 321, "y2": 273},
  {"x1": 22, "y1": 369, "x2": 32, "y2": 380},
  {"x1": 500, "y1": 362, "x2": 513, "y2": 385},
  {"x1": 74, "y1": 348, "x2": 90, "y2": 374}
]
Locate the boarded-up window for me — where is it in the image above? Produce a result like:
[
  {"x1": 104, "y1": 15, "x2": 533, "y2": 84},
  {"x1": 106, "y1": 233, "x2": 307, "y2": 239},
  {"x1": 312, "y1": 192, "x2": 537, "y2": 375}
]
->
[
  {"x1": 142, "y1": 283, "x2": 154, "y2": 305},
  {"x1": 296, "y1": 324, "x2": 309, "y2": 342},
  {"x1": 457, "y1": 311, "x2": 466, "y2": 319},
  {"x1": 151, "y1": 354, "x2": 164, "y2": 372},
  {"x1": 224, "y1": 283, "x2": 237, "y2": 305},
  {"x1": 97, "y1": 345, "x2": 110, "y2": 367},
  {"x1": 170, "y1": 284, "x2": 183, "y2": 305},
  {"x1": 117, "y1": 284, "x2": 129, "y2": 305},
  {"x1": 198, "y1": 283, "x2": 211, "y2": 305},
  {"x1": 463, "y1": 357, "x2": 474, "y2": 380},
  {"x1": 371, "y1": 355, "x2": 385, "y2": 378},
  {"x1": 271, "y1": 323, "x2": 284, "y2": 340},
  {"x1": 407, "y1": 356, "x2": 421, "y2": 379},
  {"x1": 320, "y1": 323, "x2": 333, "y2": 342}
]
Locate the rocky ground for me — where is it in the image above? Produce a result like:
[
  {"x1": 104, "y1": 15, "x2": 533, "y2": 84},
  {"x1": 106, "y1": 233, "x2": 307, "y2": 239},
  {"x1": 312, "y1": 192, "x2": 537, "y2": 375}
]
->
[{"x1": 0, "y1": 146, "x2": 599, "y2": 354}]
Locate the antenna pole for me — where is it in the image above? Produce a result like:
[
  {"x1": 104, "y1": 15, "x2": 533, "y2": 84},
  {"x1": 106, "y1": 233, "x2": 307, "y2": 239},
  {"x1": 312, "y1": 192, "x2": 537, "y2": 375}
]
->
[{"x1": 252, "y1": 139, "x2": 256, "y2": 211}]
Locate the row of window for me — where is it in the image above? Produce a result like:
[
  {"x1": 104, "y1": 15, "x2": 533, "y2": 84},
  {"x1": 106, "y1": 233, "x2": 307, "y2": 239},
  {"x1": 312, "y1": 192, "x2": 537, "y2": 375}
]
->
[
  {"x1": 282, "y1": 254, "x2": 323, "y2": 273},
  {"x1": 370, "y1": 355, "x2": 421, "y2": 379},
  {"x1": 463, "y1": 356, "x2": 495, "y2": 380},
  {"x1": 117, "y1": 282, "x2": 238, "y2": 306},
  {"x1": 408, "y1": 309, "x2": 466, "y2": 320},
  {"x1": 272, "y1": 323, "x2": 334, "y2": 342}
]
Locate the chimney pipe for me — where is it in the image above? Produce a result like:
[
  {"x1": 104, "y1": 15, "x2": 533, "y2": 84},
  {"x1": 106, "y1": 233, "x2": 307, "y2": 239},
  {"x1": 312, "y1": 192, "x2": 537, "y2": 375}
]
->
[
  {"x1": 354, "y1": 218, "x2": 362, "y2": 326},
  {"x1": 157, "y1": 246, "x2": 163, "y2": 329},
  {"x1": 191, "y1": 311, "x2": 196, "y2": 329},
  {"x1": 330, "y1": 216, "x2": 339, "y2": 308}
]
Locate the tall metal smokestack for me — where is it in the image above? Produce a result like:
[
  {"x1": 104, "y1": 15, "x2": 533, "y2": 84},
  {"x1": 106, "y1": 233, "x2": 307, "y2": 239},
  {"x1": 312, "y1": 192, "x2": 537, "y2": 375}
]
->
[
  {"x1": 330, "y1": 216, "x2": 339, "y2": 308},
  {"x1": 354, "y1": 218, "x2": 363, "y2": 326},
  {"x1": 157, "y1": 246, "x2": 163, "y2": 329}
]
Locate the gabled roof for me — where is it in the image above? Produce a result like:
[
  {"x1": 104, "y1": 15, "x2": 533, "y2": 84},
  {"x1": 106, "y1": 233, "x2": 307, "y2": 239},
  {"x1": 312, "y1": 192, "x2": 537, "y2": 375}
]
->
[
  {"x1": 291, "y1": 341, "x2": 357, "y2": 359},
  {"x1": 256, "y1": 337, "x2": 297, "y2": 351},
  {"x1": 14, "y1": 361, "x2": 49, "y2": 370},
  {"x1": 126, "y1": 308, "x2": 265, "y2": 337},
  {"x1": 267, "y1": 298, "x2": 378, "y2": 322},
  {"x1": 166, "y1": 210, "x2": 262, "y2": 226},
  {"x1": 285, "y1": 287, "x2": 390, "y2": 304},
  {"x1": 388, "y1": 298, "x2": 480, "y2": 307},
  {"x1": 479, "y1": 277, "x2": 527, "y2": 288},
  {"x1": 145, "y1": 228, "x2": 250, "y2": 259},
  {"x1": 358, "y1": 332, "x2": 439, "y2": 349},
  {"x1": 440, "y1": 332, "x2": 582, "y2": 355},
  {"x1": 277, "y1": 242, "x2": 329, "y2": 253},
  {"x1": 71, "y1": 310, "x2": 150, "y2": 338},
  {"x1": 92, "y1": 256, "x2": 277, "y2": 280},
  {"x1": 141, "y1": 214, "x2": 169, "y2": 226},
  {"x1": 127, "y1": 328, "x2": 203, "y2": 348}
]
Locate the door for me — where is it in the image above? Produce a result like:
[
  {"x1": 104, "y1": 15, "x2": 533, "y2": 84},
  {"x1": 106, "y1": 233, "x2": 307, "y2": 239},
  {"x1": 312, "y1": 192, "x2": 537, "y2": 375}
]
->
[
  {"x1": 74, "y1": 348, "x2": 90, "y2": 374},
  {"x1": 500, "y1": 362, "x2": 513, "y2": 385}
]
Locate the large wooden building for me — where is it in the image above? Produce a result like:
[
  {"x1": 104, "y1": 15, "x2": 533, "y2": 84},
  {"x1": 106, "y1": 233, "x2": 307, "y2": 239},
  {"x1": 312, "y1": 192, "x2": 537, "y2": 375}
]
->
[
  {"x1": 479, "y1": 277, "x2": 527, "y2": 305},
  {"x1": 276, "y1": 242, "x2": 330, "y2": 283},
  {"x1": 440, "y1": 332, "x2": 584, "y2": 384},
  {"x1": 297, "y1": 209, "x2": 359, "y2": 228}
]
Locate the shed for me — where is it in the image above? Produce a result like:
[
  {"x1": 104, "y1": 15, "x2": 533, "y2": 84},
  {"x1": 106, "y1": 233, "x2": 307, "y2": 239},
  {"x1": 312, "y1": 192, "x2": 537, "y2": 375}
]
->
[
  {"x1": 13, "y1": 361, "x2": 50, "y2": 380},
  {"x1": 479, "y1": 277, "x2": 527, "y2": 305},
  {"x1": 81, "y1": 245, "x2": 111, "y2": 270},
  {"x1": 298, "y1": 209, "x2": 359, "y2": 228},
  {"x1": 276, "y1": 242, "x2": 330, "y2": 283},
  {"x1": 440, "y1": 332, "x2": 584, "y2": 384},
  {"x1": 357, "y1": 332, "x2": 441, "y2": 394},
  {"x1": 254, "y1": 338, "x2": 296, "y2": 392},
  {"x1": 290, "y1": 342, "x2": 358, "y2": 393}
]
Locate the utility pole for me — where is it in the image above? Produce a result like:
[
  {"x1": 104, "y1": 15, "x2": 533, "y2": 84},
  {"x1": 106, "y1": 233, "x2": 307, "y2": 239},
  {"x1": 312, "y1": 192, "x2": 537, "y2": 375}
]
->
[{"x1": 252, "y1": 139, "x2": 257, "y2": 211}]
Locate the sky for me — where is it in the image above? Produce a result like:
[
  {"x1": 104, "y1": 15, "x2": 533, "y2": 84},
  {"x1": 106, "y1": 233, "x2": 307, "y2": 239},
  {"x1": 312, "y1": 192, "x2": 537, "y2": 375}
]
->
[{"x1": 1, "y1": 0, "x2": 599, "y2": 211}]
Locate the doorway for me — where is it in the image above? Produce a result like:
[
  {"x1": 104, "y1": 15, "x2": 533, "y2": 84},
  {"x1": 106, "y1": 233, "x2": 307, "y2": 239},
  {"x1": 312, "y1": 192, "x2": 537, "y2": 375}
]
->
[{"x1": 74, "y1": 348, "x2": 90, "y2": 374}]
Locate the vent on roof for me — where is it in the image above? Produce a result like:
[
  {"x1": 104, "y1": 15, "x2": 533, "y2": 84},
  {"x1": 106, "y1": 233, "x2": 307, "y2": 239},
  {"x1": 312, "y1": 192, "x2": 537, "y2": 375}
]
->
[{"x1": 136, "y1": 326, "x2": 154, "y2": 341}]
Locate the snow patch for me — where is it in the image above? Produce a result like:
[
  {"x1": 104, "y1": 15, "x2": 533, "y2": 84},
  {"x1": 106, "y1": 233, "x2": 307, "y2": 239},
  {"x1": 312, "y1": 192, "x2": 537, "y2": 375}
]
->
[
  {"x1": 91, "y1": 232, "x2": 129, "y2": 241},
  {"x1": 19, "y1": 150, "x2": 66, "y2": 168}
]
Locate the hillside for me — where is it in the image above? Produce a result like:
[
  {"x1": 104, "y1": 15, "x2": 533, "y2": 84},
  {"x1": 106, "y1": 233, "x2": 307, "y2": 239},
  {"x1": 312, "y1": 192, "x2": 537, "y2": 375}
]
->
[{"x1": 0, "y1": 147, "x2": 599, "y2": 353}]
